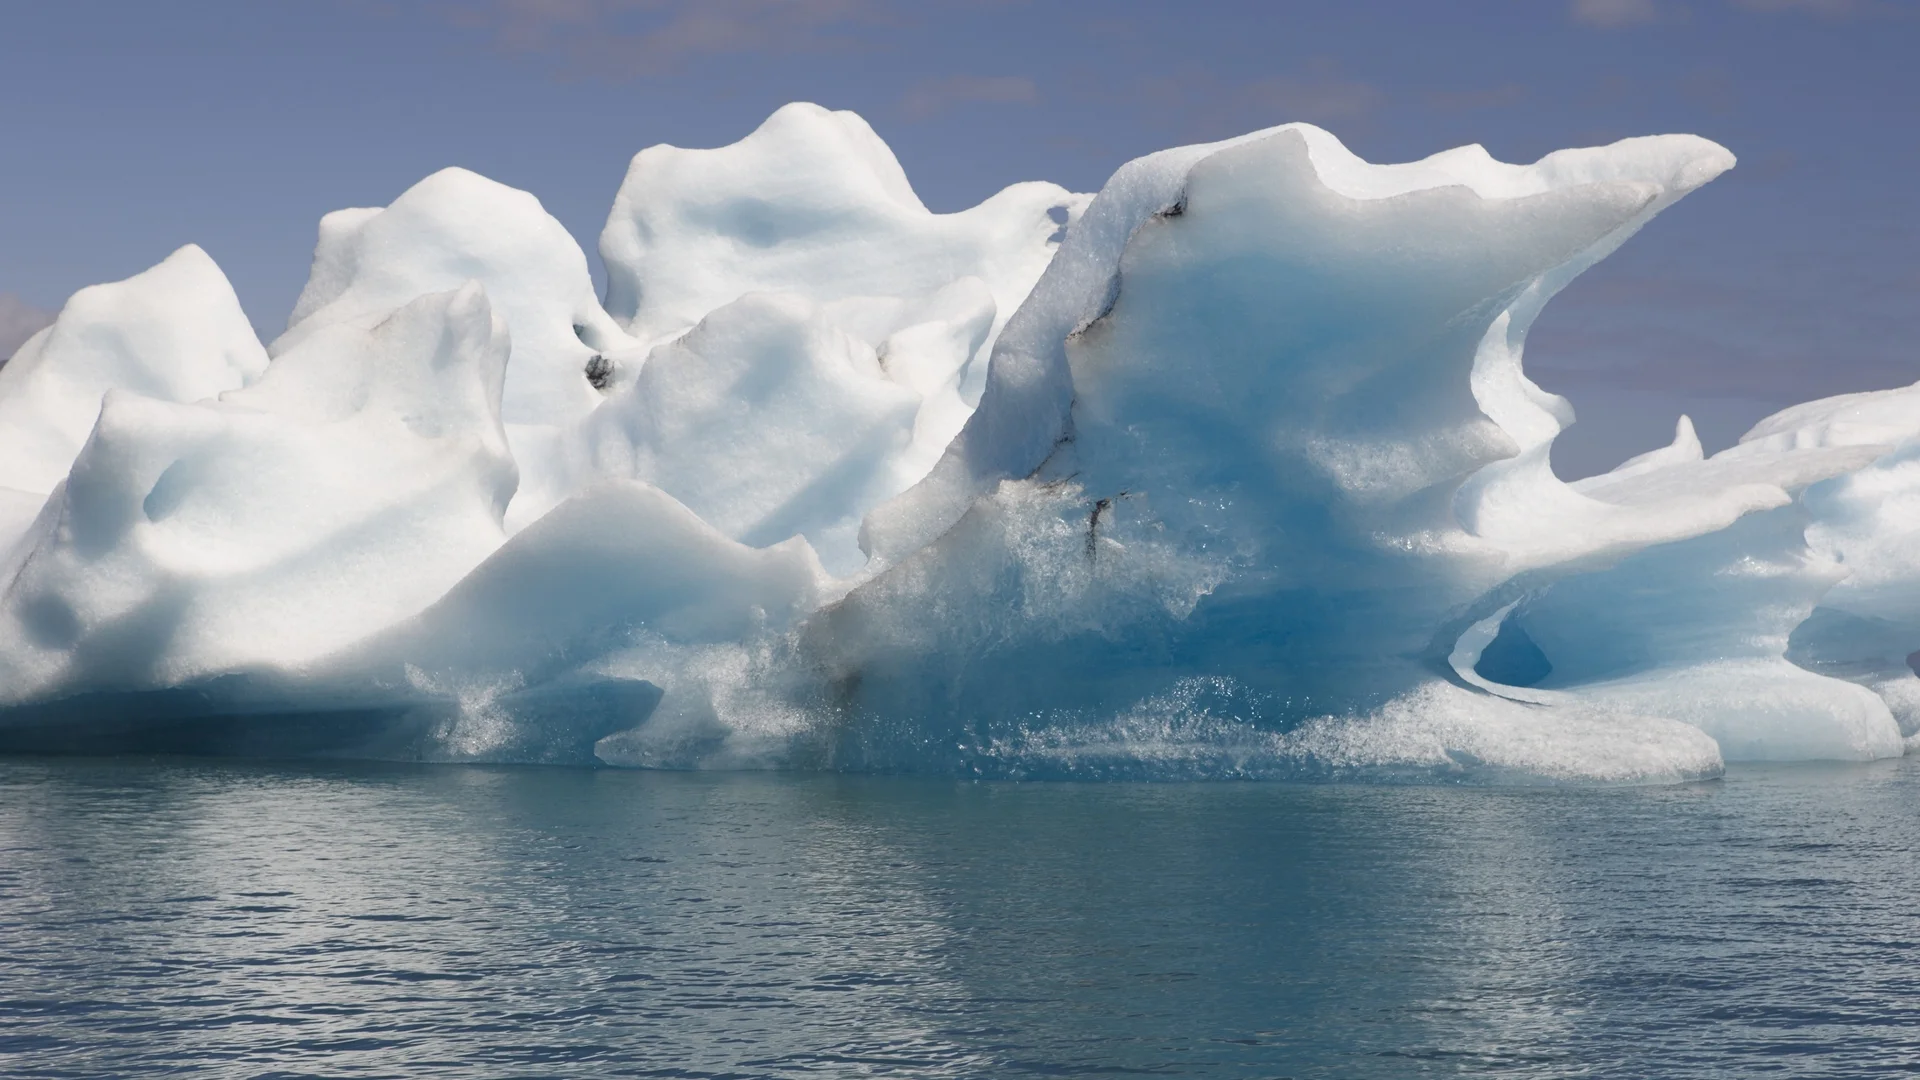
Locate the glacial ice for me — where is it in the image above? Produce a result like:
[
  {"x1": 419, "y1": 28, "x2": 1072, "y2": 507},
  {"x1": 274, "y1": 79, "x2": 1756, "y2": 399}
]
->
[
  {"x1": 0, "y1": 283, "x2": 516, "y2": 705},
  {"x1": 1, "y1": 103, "x2": 1916, "y2": 783},
  {"x1": 0, "y1": 245, "x2": 268, "y2": 550}
]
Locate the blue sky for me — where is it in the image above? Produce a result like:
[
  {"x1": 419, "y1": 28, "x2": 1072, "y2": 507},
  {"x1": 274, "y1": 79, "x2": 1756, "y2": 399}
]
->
[{"x1": 1, "y1": 0, "x2": 1914, "y2": 476}]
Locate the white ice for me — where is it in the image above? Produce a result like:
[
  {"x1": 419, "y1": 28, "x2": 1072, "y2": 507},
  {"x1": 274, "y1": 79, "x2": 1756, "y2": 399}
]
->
[
  {"x1": 2, "y1": 104, "x2": 1916, "y2": 782},
  {"x1": 0, "y1": 245, "x2": 267, "y2": 553}
]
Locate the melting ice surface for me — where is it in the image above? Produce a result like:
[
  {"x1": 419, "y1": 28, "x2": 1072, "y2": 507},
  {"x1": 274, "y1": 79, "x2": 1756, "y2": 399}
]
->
[{"x1": 3, "y1": 103, "x2": 1918, "y2": 783}]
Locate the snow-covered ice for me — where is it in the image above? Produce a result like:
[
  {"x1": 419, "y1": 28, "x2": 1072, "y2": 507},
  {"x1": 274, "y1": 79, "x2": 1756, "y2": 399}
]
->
[{"x1": 2, "y1": 103, "x2": 1915, "y2": 782}]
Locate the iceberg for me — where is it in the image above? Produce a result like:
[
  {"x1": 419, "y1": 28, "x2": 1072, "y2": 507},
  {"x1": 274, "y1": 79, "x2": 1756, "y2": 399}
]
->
[{"x1": 0, "y1": 103, "x2": 1913, "y2": 783}]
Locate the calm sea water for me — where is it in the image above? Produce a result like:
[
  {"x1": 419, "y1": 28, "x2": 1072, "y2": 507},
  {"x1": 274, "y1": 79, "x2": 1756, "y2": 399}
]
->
[{"x1": 3, "y1": 755, "x2": 1919, "y2": 1079}]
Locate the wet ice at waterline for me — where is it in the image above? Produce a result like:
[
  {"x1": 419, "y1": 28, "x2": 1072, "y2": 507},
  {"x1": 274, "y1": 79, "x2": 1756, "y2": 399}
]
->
[{"x1": 3, "y1": 102, "x2": 1917, "y2": 783}]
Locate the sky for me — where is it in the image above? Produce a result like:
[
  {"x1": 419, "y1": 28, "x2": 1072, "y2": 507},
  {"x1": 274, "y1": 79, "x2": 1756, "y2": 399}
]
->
[{"x1": 0, "y1": 0, "x2": 1914, "y2": 478}]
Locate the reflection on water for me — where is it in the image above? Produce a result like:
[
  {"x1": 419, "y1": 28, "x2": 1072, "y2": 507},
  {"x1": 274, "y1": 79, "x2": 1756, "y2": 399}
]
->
[{"x1": 3, "y1": 756, "x2": 1919, "y2": 1077}]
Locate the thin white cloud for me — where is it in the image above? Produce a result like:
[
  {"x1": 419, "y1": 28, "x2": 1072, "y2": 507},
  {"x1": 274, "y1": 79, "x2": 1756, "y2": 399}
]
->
[
  {"x1": 1569, "y1": 0, "x2": 1662, "y2": 27},
  {"x1": 0, "y1": 294, "x2": 54, "y2": 367},
  {"x1": 899, "y1": 75, "x2": 1037, "y2": 119},
  {"x1": 1424, "y1": 83, "x2": 1529, "y2": 112},
  {"x1": 440, "y1": 0, "x2": 890, "y2": 76},
  {"x1": 1573, "y1": 0, "x2": 1883, "y2": 23},
  {"x1": 1118, "y1": 61, "x2": 1385, "y2": 143},
  {"x1": 1728, "y1": 0, "x2": 1859, "y2": 12},
  {"x1": 1239, "y1": 72, "x2": 1384, "y2": 121}
]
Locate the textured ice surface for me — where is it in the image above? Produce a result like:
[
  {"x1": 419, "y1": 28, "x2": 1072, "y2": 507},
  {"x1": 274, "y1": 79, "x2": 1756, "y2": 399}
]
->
[
  {"x1": 1, "y1": 104, "x2": 1914, "y2": 782},
  {"x1": 0, "y1": 284, "x2": 515, "y2": 704},
  {"x1": 576, "y1": 293, "x2": 920, "y2": 574},
  {"x1": 0, "y1": 245, "x2": 267, "y2": 553},
  {"x1": 601, "y1": 103, "x2": 1083, "y2": 352}
]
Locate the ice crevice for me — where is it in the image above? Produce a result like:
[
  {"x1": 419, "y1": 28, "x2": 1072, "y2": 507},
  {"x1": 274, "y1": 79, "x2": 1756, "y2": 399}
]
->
[{"x1": 2, "y1": 101, "x2": 1916, "y2": 783}]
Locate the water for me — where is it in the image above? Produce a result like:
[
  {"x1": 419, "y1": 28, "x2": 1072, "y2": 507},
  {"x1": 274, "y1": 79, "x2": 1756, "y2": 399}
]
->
[{"x1": 3, "y1": 756, "x2": 1919, "y2": 1078}]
